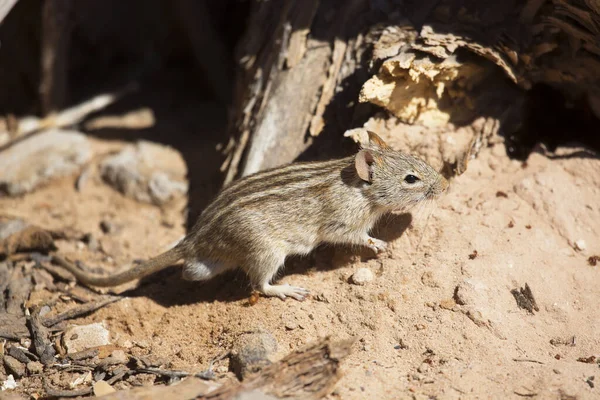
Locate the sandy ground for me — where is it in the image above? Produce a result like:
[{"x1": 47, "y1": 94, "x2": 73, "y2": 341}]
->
[{"x1": 1, "y1": 108, "x2": 599, "y2": 399}]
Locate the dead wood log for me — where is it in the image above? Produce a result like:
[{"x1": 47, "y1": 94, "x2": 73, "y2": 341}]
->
[
  {"x1": 39, "y1": 0, "x2": 72, "y2": 115},
  {"x1": 224, "y1": 0, "x2": 600, "y2": 184},
  {"x1": 223, "y1": 0, "x2": 373, "y2": 184},
  {"x1": 95, "y1": 337, "x2": 352, "y2": 400},
  {"x1": 202, "y1": 337, "x2": 353, "y2": 400},
  {"x1": 0, "y1": 0, "x2": 18, "y2": 25}
]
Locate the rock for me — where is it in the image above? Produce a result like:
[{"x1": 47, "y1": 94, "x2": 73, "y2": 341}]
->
[
  {"x1": 0, "y1": 219, "x2": 28, "y2": 240},
  {"x1": 26, "y1": 361, "x2": 43, "y2": 375},
  {"x1": 100, "y1": 141, "x2": 187, "y2": 205},
  {"x1": 99, "y1": 220, "x2": 117, "y2": 234},
  {"x1": 108, "y1": 350, "x2": 128, "y2": 364},
  {"x1": 233, "y1": 390, "x2": 278, "y2": 400},
  {"x1": 63, "y1": 322, "x2": 111, "y2": 354},
  {"x1": 0, "y1": 375, "x2": 17, "y2": 391},
  {"x1": 351, "y1": 268, "x2": 374, "y2": 285},
  {"x1": 421, "y1": 271, "x2": 439, "y2": 288},
  {"x1": 7, "y1": 347, "x2": 30, "y2": 364},
  {"x1": 3, "y1": 356, "x2": 25, "y2": 378},
  {"x1": 230, "y1": 331, "x2": 277, "y2": 380},
  {"x1": 93, "y1": 380, "x2": 116, "y2": 396},
  {"x1": 0, "y1": 129, "x2": 92, "y2": 196}
]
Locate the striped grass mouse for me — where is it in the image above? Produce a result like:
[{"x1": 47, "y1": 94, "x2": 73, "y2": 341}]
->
[{"x1": 54, "y1": 131, "x2": 448, "y2": 301}]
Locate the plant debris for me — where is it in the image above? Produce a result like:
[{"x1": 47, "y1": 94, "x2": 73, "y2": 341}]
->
[
  {"x1": 511, "y1": 283, "x2": 540, "y2": 313},
  {"x1": 576, "y1": 356, "x2": 596, "y2": 364},
  {"x1": 587, "y1": 256, "x2": 600, "y2": 266}
]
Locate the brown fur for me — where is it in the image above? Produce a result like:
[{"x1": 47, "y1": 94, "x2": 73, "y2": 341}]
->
[{"x1": 54, "y1": 132, "x2": 448, "y2": 301}]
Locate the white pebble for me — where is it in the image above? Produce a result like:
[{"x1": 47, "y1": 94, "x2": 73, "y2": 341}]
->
[
  {"x1": 1, "y1": 375, "x2": 18, "y2": 391},
  {"x1": 574, "y1": 239, "x2": 586, "y2": 251},
  {"x1": 351, "y1": 268, "x2": 374, "y2": 285}
]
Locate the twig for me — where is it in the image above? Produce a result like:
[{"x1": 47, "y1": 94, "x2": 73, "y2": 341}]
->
[
  {"x1": 137, "y1": 367, "x2": 215, "y2": 381},
  {"x1": 512, "y1": 358, "x2": 544, "y2": 364},
  {"x1": 42, "y1": 295, "x2": 122, "y2": 327},
  {"x1": 28, "y1": 307, "x2": 56, "y2": 365},
  {"x1": 0, "y1": 83, "x2": 138, "y2": 150},
  {"x1": 43, "y1": 377, "x2": 93, "y2": 398},
  {"x1": 514, "y1": 390, "x2": 538, "y2": 397}
]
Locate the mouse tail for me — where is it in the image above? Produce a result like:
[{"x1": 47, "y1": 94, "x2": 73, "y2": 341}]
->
[{"x1": 52, "y1": 244, "x2": 185, "y2": 287}]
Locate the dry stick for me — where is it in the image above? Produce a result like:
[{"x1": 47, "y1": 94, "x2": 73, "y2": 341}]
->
[
  {"x1": 0, "y1": 82, "x2": 138, "y2": 150},
  {"x1": 29, "y1": 308, "x2": 56, "y2": 365},
  {"x1": 42, "y1": 295, "x2": 122, "y2": 327},
  {"x1": 0, "y1": 0, "x2": 19, "y2": 24},
  {"x1": 203, "y1": 337, "x2": 353, "y2": 400},
  {"x1": 512, "y1": 358, "x2": 544, "y2": 364},
  {"x1": 43, "y1": 377, "x2": 93, "y2": 398}
]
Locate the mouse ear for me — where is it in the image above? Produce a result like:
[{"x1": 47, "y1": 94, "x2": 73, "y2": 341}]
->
[
  {"x1": 355, "y1": 149, "x2": 376, "y2": 182},
  {"x1": 366, "y1": 131, "x2": 391, "y2": 150}
]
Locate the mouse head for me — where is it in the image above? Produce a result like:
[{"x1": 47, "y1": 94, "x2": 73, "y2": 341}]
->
[{"x1": 355, "y1": 131, "x2": 449, "y2": 211}]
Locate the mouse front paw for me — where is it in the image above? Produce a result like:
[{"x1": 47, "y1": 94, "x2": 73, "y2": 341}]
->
[{"x1": 367, "y1": 237, "x2": 388, "y2": 253}]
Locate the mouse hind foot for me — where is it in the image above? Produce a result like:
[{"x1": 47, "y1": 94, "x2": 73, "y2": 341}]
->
[{"x1": 260, "y1": 282, "x2": 309, "y2": 301}]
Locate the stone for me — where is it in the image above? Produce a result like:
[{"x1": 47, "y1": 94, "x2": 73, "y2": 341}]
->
[
  {"x1": 100, "y1": 141, "x2": 187, "y2": 205},
  {"x1": 63, "y1": 322, "x2": 111, "y2": 354},
  {"x1": 1, "y1": 374, "x2": 18, "y2": 391},
  {"x1": 351, "y1": 268, "x2": 374, "y2": 285},
  {"x1": 230, "y1": 330, "x2": 277, "y2": 380},
  {"x1": 233, "y1": 390, "x2": 278, "y2": 400},
  {"x1": 0, "y1": 129, "x2": 92, "y2": 196},
  {"x1": 574, "y1": 239, "x2": 586, "y2": 251},
  {"x1": 3, "y1": 356, "x2": 25, "y2": 378},
  {"x1": 93, "y1": 380, "x2": 116, "y2": 396},
  {"x1": 0, "y1": 219, "x2": 28, "y2": 240},
  {"x1": 26, "y1": 361, "x2": 43, "y2": 375}
]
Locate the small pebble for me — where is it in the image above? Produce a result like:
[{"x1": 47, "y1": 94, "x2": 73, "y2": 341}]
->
[
  {"x1": 230, "y1": 331, "x2": 277, "y2": 380},
  {"x1": 1, "y1": 375, "x2": 17, "y2": 390},
  {"x1": 3, "y1": 355, "x2": 26, "y2": 378},
  {"x1": 351, "y1": 268, "x2": 374, "y2": 285},
  {"x1": 27, "y1": 361, "x2": 44, "y2": 374},
  {"x1": 93, "y1": 380, "x2": 116, "y2": 396},
  {"x1": 63, "y1": 322, "x2": 111, "y2": 353},
  {"x1": 574, "y1": 239, "x2": 586, "y2": 251},
  {"x1": 417, "y1": 363, "x2": 430, "y2": 373},
  {"x1": 100, "y1": 220, "x2": 115, "y2": 234}
]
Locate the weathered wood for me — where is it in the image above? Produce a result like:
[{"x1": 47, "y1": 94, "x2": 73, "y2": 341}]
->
[
  {"x1": 39, "y1": 0, "x2": 72, "y2": 115},
  {"x1": 224, "y1": 0, "x2": 600, "y2": 187},
  {"x1": 0, "y1": 0, "x2": 18, "y2": 25},
  {"x1": 172, "y1": 0, "x2": 233, "y2": 105},
  {"x1": 223, "y1": 0, "x2": 371, "y2": 184},
  {"x1": 28, "y1": 307, "x2": 56, "y2": 365},
  {"x1": 42, "y1": 294, "x2": 122, "y2": 327},
  {"x1": 0, "y1": 312, "x2": 29, "y2": 340},
  {"x1": 6, "y1": 265, "x2": 31, "y2": 315},
  {"x1": 203, "y1": 338, "x2": 353, "y2": 400},
  {"x1": 88, "y1": 337, "x2": 351, "y2": 400}
]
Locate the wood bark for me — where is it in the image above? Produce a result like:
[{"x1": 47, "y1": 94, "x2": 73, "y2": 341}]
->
[
  {"x1": 92, "y1": 337, "x2": 352, "y2": 400},
  {"x1": 223, "y1": 0, "x2": 600, "y2": 183},
  {"x1": 39, "y1": 0, "x2": 72, "y2": 114}
]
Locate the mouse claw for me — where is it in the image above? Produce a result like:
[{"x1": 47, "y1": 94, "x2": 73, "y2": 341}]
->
[{"x1": 367, "y1": 237, "x2": 388, "y2": 253}]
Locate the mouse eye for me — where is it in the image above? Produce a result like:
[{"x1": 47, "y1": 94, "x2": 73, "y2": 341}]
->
[{"x1": 404, "y1": 174, "x2": 419, "y2": 184}]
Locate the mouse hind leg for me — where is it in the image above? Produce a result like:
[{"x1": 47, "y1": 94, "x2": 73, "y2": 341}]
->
[
  {"x1": 243, "y1": 252, "x2": 309, "y2": 301},
  {"x1": 182, "y1": 259, "x2": 234, "y2": 281}
]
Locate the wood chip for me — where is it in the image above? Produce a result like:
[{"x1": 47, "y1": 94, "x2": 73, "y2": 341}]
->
[
  {"x1": 28, "y1": 307, "x2": 56, "y2": 365},
  {"x1": 42, "y1": 295, "x2": 121, "y2": 327},
  {"x1": 511, "y1": 283, "x2": 540, "y2": 313}
]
